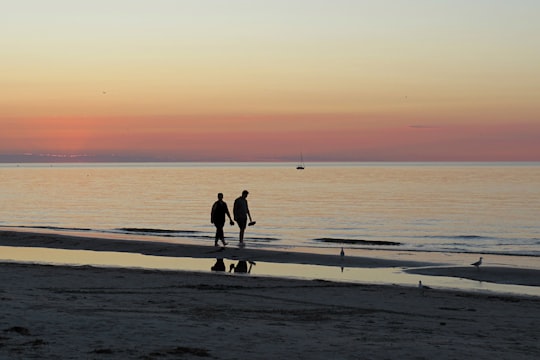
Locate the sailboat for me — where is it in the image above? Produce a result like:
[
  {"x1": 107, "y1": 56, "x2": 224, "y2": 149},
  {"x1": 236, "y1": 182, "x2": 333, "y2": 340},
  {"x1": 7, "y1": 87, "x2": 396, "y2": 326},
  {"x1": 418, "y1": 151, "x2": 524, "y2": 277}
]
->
[{"x1": 296, "y1": 153, "x2": 305, "y2": 170}]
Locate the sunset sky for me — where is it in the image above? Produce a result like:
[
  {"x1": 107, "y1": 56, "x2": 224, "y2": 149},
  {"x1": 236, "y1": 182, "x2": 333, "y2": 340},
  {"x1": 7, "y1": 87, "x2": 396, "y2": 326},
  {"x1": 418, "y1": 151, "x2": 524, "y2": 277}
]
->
[{"x1": 2, "y1": 0, "x2": 539, "y2": 162}]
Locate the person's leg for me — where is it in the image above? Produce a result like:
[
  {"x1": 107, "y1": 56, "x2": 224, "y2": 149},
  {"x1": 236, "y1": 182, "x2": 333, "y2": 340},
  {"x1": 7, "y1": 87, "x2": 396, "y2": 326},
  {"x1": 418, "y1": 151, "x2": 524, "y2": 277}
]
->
[
  {"x1": 220, "y1": 227, "x2": 227, "y2": 246},
  {"x1": 237, "y1": 219, "x2": 247, "y2": 244},
  {"x1": 215, "y1": 224, "x2": 224, "y2": 246},
  {"x1": 214, "y1": 226, "x2": 219, "y2": 246},
  {"x1": 239, "y1": 228, "x2": 245, "y2": 243}
]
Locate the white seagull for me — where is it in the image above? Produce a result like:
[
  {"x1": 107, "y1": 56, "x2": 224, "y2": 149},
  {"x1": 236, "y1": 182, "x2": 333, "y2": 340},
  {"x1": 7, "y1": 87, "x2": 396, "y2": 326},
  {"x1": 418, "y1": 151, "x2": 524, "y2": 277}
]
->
[{"x1": 471, "y1": 257, "x2": 483, "y2": 269}]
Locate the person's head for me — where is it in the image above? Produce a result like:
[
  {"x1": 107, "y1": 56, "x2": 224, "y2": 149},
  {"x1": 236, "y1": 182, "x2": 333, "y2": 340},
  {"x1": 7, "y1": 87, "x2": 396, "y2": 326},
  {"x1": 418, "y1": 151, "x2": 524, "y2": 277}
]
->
[
  {"x1": 242, "y1": 190, "x2": 249, "y2": 198},
  {"x1": 217, "y1": 193, "x2": 223, "y2": 200}
]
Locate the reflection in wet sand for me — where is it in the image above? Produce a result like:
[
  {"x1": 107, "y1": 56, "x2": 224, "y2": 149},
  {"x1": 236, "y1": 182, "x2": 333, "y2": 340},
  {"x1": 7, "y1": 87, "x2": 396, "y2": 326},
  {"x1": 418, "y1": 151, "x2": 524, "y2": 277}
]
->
[
  {"x1": 1, "y1": 246, "x2": 539, "y2": 297},
  {"x1": 211, "y1": 258, "x2": 226, "y2": 272},
  {"x1": 211, "y1": 258, "x2": 256, "y2": 274},
  {"x1": 229, "y1": 260, "x2": 256, "y2": 274}
]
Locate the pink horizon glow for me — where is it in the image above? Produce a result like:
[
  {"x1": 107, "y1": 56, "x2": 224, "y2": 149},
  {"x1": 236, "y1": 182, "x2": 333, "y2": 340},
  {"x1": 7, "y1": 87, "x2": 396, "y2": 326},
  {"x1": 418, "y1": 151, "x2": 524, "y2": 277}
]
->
[
  {"x1": 2, "y1": 115, "x2": 539, "y2": 162},
  {"x1": 3, "y1": 2, "x2": 540, "y2": 162}
]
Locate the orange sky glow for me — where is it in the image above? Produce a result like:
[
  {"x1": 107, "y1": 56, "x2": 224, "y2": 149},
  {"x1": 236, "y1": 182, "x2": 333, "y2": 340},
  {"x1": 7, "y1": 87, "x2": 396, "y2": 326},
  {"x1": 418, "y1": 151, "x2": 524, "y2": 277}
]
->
[{"x1": 2, "y1": 1, "x2": 539, "y2": 162}]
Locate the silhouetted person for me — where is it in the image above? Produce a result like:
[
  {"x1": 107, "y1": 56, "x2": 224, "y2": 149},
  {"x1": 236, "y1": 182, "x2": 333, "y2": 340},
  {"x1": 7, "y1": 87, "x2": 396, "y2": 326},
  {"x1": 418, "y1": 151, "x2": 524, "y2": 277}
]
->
[
  {"x1": 211, "y1": 193, "x2": 234, "y2": 247},
  {"x1": 233, "y1": 190, "x2": 254, "y2": 246}
]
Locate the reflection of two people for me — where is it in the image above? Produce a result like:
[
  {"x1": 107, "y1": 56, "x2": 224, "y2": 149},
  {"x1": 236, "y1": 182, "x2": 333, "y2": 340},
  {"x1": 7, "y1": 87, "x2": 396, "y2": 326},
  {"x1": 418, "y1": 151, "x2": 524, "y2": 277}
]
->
[
  {"x1": 211, "y1": 258, "x2": 256, "y2": 274},
  {"x1": 229, "y1": 260, "x2": 256, "y2": 274}
]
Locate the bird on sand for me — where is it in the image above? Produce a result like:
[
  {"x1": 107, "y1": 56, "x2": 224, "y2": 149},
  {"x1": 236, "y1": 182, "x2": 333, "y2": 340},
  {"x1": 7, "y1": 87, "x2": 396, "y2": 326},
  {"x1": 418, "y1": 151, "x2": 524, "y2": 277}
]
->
[
  {"x1": 471, "y1": 257, "x2": 483, "y2": 269},
  {"x1": 340, "y1": 247, "x2": 345, "y2": 257},
  {"x1": 418, "y1": 281, "x2": 431, "y2": 295}
]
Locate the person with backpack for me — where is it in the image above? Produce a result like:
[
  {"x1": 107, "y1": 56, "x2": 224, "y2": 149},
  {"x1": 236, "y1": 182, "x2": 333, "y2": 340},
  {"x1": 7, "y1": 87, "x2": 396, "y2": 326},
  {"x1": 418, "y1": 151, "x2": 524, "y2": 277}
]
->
[{"x1": 211, "y1": 193, "x2": 234, "y2": 247}]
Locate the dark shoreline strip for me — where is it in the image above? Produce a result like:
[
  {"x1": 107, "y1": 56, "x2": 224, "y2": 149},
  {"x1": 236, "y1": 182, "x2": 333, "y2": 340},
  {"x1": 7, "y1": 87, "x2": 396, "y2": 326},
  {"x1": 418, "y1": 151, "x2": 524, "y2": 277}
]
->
[
  {"x1": 314, "y1": 238, "x2": 401, "y2": 246},
  {"x1": 0, "y1": 230, "x2": 429, "y2": 269},
  {"x1": 406, "y1": 267, "x2": 540, "y2": 287}
]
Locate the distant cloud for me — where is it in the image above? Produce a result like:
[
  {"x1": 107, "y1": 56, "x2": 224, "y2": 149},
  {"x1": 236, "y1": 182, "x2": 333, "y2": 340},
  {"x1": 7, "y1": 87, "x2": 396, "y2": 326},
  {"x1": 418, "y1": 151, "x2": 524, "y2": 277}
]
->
[
  {"x1": 408, "y1": 125, "x2": 440, "y2": 129},
  {"x1": 37, "y1": 153, "x2": 90, "y2": 158},
  {"x1": 0, "y1": 153, "x2": 153, "y2": 163}
]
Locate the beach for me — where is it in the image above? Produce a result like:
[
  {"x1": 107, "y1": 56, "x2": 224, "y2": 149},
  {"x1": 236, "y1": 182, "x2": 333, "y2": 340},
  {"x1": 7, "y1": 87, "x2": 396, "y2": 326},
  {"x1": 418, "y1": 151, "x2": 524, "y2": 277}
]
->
[{"x1": 1, "y1": 230, "x2": 539, "y2": 359}]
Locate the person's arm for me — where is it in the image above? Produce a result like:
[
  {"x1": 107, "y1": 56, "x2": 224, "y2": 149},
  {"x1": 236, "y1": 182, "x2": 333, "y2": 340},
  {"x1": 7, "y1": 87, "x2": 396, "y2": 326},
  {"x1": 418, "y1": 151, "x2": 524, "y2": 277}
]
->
[
  {"x1": 225, "y1": 205, "x2": 234, "y2": 225},
  {"x1": 211, "y1": 203, "x2": 216, "y2": 223},
  {"x1": 233, "y1": 199, "x2": 239, "y2": 221}
]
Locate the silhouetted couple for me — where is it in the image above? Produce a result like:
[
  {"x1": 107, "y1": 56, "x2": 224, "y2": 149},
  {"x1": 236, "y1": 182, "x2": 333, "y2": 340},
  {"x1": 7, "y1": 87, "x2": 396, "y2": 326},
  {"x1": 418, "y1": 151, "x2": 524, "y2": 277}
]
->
[{"x1": 211, "y1": 190, "x2": 254, "y2": 247}]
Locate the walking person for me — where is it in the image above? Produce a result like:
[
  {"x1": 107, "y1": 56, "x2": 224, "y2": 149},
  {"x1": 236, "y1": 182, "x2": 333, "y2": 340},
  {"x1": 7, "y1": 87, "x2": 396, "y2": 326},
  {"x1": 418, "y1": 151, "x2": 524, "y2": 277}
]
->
[
  {"x1": 233, "y1": 190, "x2": 254, "y2": 246},
  {"x1": 211, "y1": 193, "x2": 234, "y2": 247}
]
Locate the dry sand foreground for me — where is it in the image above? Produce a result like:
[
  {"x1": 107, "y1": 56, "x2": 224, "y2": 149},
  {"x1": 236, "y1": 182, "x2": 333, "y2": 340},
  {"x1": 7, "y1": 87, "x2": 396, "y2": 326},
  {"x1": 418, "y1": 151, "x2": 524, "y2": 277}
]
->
[
  {"x1": 0, "y1": 265, "x2": 539, "y2": 359},
  {"x1": 0, "y1": 230, "x2": 539, "y2": 359}
]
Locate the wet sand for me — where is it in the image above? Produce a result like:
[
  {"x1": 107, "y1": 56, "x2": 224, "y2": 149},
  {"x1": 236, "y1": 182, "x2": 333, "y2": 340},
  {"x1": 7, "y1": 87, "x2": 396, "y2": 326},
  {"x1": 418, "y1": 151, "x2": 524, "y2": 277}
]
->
[
  {"x1": 1, "y1": 229, "x2": 540, "y2": 286},
  {"x1": 1, "y1": 229, "x2": 539, "y2": 359},
  {"x1": 406, "y1": 266, "x2": 540, "y2": 287},
  {"x1": 0, "y1": 229, "x2": 434, "y2": 269}
]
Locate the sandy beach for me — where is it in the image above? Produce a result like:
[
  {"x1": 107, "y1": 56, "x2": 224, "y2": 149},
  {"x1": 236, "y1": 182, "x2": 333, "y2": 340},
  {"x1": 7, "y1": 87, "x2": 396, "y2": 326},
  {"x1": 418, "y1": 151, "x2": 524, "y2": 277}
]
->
[{"x1": 1, "y1": 230, "x2": 539, "y2": 359}]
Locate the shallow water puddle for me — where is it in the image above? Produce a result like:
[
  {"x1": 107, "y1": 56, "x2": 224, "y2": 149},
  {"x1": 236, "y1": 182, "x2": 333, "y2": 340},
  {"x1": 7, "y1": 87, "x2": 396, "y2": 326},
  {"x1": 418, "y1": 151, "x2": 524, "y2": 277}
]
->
[{"x1": 1, "y1": 246, "x2": 538, "y2": 298}]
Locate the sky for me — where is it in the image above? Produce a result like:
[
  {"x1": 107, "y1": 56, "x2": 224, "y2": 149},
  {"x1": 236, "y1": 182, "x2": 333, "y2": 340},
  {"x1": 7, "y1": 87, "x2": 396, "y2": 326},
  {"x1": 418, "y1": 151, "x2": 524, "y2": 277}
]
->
[{"x1": 2, "y1": 0, "x2": 540, "y2": 162}]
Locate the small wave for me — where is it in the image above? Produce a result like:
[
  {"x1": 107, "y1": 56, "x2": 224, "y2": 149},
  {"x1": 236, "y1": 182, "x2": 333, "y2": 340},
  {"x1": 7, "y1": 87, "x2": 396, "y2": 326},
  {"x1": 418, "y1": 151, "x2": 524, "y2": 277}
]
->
[
  {"x1": 14, "y1": 225, "x2": 93, "y2": 232},
  {"x1": 247, "y1": 236, "x2": 280, "y2": 243},
  {"x1": 314, "y1": 238, "x2": 401, "y2": 246},
  {"x1": 422, "y1": 234, "x2": 489, "y2": 240},
  {"x1": 112, "y1": 228, "x2": 214, "y2": 240},
  {"x1": 117, "y1": 228, "x2": 201, "y2": 235}
]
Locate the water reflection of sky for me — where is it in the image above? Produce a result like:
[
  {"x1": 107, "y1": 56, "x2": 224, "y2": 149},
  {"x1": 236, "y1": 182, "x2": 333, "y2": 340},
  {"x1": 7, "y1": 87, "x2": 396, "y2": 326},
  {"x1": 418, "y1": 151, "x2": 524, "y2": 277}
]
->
[{"x1": 1, "y1": 246, "x2": 538, "y2": 298}]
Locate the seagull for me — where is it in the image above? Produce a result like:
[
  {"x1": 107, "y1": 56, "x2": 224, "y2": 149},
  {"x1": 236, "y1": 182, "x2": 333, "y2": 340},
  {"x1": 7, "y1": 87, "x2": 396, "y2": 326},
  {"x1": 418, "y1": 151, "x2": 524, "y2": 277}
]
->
[
  {"x1": 340, "y1": 247, "x2": 345, "y2": 257},
  {"x1": 418, "y1": 281, "x2": 431, "y2": 295},
  {"x1": 471, "y1": 257, "x2": 483, "y2": 269}
]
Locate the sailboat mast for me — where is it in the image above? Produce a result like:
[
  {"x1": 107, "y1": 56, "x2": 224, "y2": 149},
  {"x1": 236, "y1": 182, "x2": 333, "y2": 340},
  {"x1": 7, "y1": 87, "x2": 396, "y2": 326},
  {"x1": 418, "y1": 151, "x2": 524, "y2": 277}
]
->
[{"x1": 296, "y1": 152, "x2": 305, "y2": 170}]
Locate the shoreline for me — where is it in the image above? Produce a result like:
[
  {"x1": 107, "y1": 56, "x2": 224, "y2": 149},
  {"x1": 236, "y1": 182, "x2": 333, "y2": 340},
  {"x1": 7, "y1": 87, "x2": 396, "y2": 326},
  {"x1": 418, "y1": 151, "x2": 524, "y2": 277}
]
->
[
  {"x1": 1, "y1": 229, "x2": 540, "y2": 290},
  {"x1": 0, "y1": 229, "x2": 437, "y2": 268},
  {"x1": 1, "y1": 229, "x2": 539, "y2": 358}
]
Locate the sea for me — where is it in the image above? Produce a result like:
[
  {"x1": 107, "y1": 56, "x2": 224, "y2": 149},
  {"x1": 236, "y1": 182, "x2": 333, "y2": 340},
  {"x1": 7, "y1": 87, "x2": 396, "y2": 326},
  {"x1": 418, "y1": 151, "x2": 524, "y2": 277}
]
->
[{"x1": 1, "y1": 162, "x2": 539, "y2": 295}]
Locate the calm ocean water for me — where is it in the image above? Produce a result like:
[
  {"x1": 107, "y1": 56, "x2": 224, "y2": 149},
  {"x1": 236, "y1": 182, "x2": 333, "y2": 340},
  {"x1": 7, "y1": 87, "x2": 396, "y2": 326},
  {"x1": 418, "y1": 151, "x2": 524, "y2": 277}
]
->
[{"x1": 1, "y1": 162, "x2": 539, "y2": 259}]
